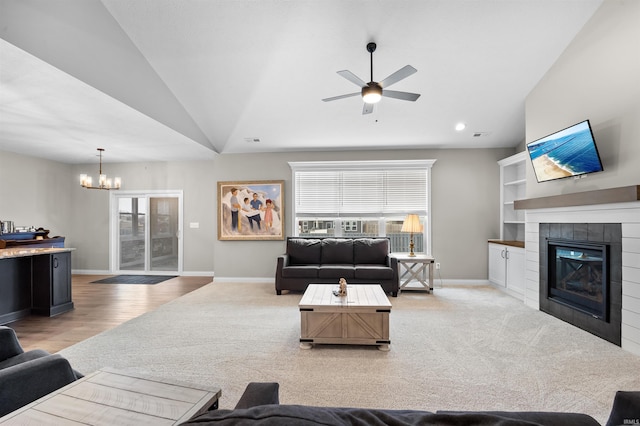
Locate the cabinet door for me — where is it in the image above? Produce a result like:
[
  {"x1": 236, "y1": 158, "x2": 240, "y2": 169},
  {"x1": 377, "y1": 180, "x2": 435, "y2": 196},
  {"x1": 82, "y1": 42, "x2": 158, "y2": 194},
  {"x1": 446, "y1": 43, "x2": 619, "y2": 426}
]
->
[
  {"x1": 488, "y1": 244, "x2": 506, "y2": 287},
  {"x1": 52, "y1": 252, "x2": 71, "y2": 305},
  {"x1": 505, "y1": 247, "x2": 525, "y2": 297}
]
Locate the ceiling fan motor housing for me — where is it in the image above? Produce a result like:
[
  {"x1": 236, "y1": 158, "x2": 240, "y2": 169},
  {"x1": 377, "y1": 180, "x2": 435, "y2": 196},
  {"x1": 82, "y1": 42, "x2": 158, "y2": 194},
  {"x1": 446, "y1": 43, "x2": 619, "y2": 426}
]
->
[{"x1": 362, "y1": 83, "x2": 382, "y2": 103}]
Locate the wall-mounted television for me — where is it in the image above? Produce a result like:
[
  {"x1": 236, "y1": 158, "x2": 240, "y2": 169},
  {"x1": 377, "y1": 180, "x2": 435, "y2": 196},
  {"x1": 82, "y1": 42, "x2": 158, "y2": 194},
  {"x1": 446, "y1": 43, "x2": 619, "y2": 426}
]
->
[{"x1": 526, "y1": 120, "x2": 604, "y2": 183}]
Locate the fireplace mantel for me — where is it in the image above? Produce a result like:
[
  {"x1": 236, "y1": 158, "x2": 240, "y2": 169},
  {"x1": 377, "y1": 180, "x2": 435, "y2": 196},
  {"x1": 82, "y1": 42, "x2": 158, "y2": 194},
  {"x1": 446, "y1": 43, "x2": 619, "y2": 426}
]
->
[{"x1": 514, "y1": 185, "x2": 640, "y2": 210}]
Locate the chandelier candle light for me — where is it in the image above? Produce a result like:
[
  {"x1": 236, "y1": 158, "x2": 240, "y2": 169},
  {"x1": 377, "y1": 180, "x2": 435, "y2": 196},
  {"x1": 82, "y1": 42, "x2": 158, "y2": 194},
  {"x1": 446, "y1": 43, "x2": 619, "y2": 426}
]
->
[
  {"x1": 401, "y1": 214, "x2": 422, "y2": 257},
  {"x1": 80, "y1": 148, "x2": 121, "y2": 190}
]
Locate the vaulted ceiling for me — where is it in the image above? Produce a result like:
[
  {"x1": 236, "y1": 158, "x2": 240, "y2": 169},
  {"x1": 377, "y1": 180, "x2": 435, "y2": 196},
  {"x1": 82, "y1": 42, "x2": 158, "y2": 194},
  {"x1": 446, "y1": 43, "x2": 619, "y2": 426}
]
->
[{"x1": 0, "y1": 0, "x2": 603, "y2": 164}]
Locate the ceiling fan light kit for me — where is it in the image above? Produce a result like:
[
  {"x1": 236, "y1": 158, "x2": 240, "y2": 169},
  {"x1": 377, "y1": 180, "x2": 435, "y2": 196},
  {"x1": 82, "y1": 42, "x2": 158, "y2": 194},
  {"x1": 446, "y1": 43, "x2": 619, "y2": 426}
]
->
[
  {"x1": 322, "y1": 42, "x2": 420, "y2": 114},
  {"x1": 362, "y1": 83, "x2": 382, "y2": 104}
]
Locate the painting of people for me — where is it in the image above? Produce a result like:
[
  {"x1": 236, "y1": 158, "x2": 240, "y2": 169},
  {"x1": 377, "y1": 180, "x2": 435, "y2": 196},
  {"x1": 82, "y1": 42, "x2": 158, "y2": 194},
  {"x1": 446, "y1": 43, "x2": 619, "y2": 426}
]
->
[{"x1": 217, "y1": 180, "x2": 284, "y2": 240}]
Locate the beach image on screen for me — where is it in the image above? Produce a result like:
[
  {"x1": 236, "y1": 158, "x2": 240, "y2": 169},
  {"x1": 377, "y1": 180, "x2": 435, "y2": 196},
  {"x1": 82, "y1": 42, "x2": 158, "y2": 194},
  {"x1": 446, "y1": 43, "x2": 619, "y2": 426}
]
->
[{"x1": 527, "y1": 121, "x2": 603, "y2": 182}]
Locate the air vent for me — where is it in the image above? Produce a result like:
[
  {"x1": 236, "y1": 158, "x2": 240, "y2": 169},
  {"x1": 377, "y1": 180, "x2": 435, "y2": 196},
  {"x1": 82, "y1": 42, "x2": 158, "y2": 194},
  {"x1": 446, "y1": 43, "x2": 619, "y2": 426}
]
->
[
  {"x1": 244, "y1": 137, "x2": 261, "y2": 143},
  {"x1": 473, "y1": 132, "x2": 491, "y2": 138}
]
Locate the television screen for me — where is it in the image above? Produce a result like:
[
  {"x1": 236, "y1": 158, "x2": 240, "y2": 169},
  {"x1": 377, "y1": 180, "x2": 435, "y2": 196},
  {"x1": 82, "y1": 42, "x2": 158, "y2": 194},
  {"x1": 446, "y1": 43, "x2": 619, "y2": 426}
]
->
[{"x1": 526, "y1": 120, "x2": 603, "y2": 183}]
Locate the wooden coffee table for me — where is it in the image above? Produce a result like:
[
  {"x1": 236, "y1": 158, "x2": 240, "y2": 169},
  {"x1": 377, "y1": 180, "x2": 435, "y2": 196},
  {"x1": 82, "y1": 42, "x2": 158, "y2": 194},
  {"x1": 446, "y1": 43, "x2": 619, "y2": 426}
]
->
[
  {"x1": 299, "y1": 284, "x2": 392, "y2": 351},
  {"x1": 0, "y1": 367, "x2": 221, "y2": 425}
]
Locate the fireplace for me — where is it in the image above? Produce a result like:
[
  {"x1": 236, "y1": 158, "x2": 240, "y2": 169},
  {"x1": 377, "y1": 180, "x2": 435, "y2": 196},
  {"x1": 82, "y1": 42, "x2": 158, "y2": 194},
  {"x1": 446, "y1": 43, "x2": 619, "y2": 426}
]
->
[
  {"x1": 547, "y1": 239, "x2": 608, "y2": 321},
  {"x1": 539, "y1": 223, "x2": 622, "y2": 346}
]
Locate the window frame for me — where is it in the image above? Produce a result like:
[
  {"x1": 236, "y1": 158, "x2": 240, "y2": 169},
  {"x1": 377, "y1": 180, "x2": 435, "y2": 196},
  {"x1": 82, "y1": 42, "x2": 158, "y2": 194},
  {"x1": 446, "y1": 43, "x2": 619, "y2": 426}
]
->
[{"x1": 289, "y1": 160, "x2": 435, "y2": 255}]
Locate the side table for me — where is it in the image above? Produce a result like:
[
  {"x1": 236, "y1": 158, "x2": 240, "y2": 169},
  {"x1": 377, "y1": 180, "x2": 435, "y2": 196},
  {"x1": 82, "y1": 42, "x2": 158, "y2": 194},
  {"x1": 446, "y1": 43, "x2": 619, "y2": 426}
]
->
[{"x1": 391, "y1": 253, "x2": 435, "y2": 293}]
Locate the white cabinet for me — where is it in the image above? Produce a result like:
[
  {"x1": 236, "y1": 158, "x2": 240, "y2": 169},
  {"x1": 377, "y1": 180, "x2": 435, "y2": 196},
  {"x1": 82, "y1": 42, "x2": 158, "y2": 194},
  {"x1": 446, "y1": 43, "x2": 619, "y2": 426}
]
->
[
  {"x1": 488, "y1": 242, "x2": 525, "y2": 299},
  {"x1": 498, "y1": 152, "x2": 527, "y2": 241},
  {"x1": 488, "y1": 243, "x2": 507, "y2": 287}
]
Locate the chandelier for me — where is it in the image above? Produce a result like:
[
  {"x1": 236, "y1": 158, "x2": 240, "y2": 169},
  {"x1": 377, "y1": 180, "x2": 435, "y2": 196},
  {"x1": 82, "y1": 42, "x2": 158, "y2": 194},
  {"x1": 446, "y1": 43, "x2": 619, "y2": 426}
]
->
[{"x1": 80, "y1": 148, "x2": 121, "y2": 190}]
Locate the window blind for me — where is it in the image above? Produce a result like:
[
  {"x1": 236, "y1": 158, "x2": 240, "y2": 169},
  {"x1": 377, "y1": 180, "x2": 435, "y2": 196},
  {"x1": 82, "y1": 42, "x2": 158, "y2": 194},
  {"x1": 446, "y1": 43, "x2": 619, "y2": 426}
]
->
[{"x1": 293, "y1": 163, "x2": 430, "y2": 218}]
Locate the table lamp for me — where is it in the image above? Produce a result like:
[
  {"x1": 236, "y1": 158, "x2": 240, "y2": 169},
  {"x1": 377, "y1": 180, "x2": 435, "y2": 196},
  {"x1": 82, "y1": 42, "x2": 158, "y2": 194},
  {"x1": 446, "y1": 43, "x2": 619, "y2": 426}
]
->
[{"x1": 401, "y1": 214, "x2": 421, "y2": 257}]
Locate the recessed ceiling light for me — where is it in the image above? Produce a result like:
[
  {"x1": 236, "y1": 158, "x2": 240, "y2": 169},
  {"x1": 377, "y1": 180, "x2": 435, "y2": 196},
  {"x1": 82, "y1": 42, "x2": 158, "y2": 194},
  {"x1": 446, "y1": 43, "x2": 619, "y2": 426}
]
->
[{"x1": 455, "y1": 122, "x2": 466, "y2": 131}]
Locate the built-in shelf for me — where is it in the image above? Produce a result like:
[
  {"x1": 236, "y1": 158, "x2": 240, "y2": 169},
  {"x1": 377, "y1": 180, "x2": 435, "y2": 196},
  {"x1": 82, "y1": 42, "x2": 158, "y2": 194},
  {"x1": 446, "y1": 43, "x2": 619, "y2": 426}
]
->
[
  {"x1": 514, "y1": 185, "x2": 640, "y2": 210},
  {"x1": 498, "y1": 152, "x2": 527, "y2": 242}
]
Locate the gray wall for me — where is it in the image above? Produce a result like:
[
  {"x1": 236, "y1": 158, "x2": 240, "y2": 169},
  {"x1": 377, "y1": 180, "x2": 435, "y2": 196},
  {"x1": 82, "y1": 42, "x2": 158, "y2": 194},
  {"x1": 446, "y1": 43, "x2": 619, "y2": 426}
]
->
[
  {"x1": 1, "y1": 147, "x2": 513, "y2": 280},
  {"x1": 525, "y1": 0, "x2": 640, "y2": 198},
  {"x1": 0, "y1": 151, "x2": 73, "y2": 236},
  {"x1": 211, "y1": 148, "x2": 513, "y2": 280}
]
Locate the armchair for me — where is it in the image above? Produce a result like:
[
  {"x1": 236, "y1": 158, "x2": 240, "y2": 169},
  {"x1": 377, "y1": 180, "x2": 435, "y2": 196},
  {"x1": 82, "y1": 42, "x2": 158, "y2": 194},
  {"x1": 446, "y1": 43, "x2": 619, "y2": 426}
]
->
[{"x1": 0, "y1": 326, "x2": 82, "y2": 416}]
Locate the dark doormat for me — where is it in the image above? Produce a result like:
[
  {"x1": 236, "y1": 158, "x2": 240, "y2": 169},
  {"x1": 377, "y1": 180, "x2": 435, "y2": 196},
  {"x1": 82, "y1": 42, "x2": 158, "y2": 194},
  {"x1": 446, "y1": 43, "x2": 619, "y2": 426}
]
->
[{"x1": 91, "y1": 275, "x2": 177, "y2": 285}]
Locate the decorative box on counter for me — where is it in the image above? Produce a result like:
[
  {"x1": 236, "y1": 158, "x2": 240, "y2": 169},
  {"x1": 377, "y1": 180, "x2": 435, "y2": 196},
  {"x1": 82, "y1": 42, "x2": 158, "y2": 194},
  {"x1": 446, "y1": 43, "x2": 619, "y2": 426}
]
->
[{"x1": 0, "y1": 229, "x2": 65, "y2": 249}]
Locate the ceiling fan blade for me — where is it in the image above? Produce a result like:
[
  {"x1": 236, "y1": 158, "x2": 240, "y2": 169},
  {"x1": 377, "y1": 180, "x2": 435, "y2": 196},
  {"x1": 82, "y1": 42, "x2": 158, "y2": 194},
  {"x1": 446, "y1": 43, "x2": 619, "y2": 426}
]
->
[
  {"x1": 337, "y1": 70, "x2": 367, "y2": 88},
  {"x1": 322, "y1": 92, "x2": 360, "y2": 102},
  {"x1": 382, "y1": 89, "x2": 421, "y2": 102},
  {"x1": 379, "y1": 65, "x2": 417, "y2": 88},
  {"x1": 363, "y1": 103, "x2": 374, "y2": 115}
]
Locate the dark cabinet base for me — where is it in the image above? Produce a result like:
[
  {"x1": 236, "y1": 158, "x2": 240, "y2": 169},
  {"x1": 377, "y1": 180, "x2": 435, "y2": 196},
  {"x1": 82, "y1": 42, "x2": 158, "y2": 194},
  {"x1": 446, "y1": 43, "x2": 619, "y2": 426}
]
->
[
  {"x1": 32, "y1": 251, "x2": 74, "y2": 317},
  {"x1": 31, "y1": 301, "x2": 74, "y2": 317},
  {"x1": 0, "y1": 250, "x2": 74, "y2": 324},
  {"x1": 0, "y1": 257, "x2": 33, "y2": 324}
]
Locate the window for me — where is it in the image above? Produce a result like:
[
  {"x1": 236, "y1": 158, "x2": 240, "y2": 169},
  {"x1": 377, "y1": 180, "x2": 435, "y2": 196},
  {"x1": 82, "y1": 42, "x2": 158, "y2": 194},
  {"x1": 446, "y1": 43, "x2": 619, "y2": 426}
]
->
[{"x1": 289, "y1": 160, "x2": 435, "y2": 254}]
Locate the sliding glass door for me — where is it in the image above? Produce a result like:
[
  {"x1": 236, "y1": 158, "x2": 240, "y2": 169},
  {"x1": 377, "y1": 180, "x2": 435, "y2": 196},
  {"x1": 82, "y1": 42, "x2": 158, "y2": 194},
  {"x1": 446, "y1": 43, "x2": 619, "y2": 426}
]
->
[{"x1": 111, "y1": 192, "x2": 183, "y2": 274}]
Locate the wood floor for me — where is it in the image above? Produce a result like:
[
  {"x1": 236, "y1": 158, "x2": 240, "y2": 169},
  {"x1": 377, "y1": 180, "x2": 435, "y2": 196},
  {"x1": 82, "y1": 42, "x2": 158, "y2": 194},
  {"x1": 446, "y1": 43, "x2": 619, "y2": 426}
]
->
[{"x1": 7, "y1": 275, "x2": 213, "y2": 353}]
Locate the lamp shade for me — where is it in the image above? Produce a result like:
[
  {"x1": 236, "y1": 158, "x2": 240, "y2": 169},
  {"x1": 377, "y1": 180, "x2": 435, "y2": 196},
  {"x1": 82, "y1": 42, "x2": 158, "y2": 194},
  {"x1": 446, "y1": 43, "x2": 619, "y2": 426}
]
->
[{"x1": 401, "y1": 214, "x2": 422, "y2": 233}]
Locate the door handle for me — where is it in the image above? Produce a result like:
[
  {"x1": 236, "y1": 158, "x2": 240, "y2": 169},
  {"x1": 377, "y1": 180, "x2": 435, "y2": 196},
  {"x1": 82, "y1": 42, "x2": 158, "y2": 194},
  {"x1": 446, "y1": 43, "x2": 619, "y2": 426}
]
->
[{"x1": 53, "y1": 257, "x2": 59, "y2": 268}]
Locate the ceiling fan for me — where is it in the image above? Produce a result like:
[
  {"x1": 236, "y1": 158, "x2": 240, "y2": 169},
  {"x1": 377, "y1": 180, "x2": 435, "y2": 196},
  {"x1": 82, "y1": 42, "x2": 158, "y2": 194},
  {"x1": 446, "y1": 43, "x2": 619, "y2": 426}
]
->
[{"x1": 322, "y1": 42, "x2": 420, "y2": 115}]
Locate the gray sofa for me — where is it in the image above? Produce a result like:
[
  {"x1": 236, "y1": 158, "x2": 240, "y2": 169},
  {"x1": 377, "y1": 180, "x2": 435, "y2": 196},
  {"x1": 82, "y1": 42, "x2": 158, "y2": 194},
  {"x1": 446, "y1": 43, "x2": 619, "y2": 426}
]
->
[
  {"x1": 275, "y1": 237, "x2": 399, "y2": 296},
  {"x1": 182, "y1": 382, "x2": 640, "y2": 425},
  {"x1": 0, "y1": 326, "x2": 82, "y2": 416}
]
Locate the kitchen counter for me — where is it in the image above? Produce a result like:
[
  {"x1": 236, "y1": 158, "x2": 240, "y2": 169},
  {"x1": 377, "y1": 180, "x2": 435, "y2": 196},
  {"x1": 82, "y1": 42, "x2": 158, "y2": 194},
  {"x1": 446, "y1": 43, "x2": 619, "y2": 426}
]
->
[
  {"x1": 0, "y1": 248, "x2": 75, "y2": 324},
  {"x1": 0, "y1": 247, "x2": 74, "y2": 259}
]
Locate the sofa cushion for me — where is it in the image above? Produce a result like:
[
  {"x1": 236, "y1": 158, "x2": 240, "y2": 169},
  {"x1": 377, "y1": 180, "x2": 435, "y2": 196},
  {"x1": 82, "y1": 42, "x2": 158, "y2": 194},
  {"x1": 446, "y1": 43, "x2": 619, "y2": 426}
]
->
[
  {"x1": 281, "y1": 266, "x2": 319, "y2": 278},
  {"x1": 354, "y1": 265, "x2": 394, "y2": 280},
  {"x1": 605, "y1": 391, "x2": 640, "y2": 426},
  {"x1": 182, "y1": 404, "x2": 574, "y2": 425},
  {"x1": 321, "y1": 239, "x2": 353, "y2": 264},
  {"x1": 0, "y1": 349, "x2": 50, "y2": 370},
  {"x1": 354, "y1": 238, "x2": 389, "y2": 264},
  {"x1": 288, "y1": 239, "x2": 321, "y2": 265},
  {"x1": 438, "y1": 411, "x2": 600, "y2": 426},
  {"x1": 318, "y1": 265, "x2": 355, "y2": 279}
]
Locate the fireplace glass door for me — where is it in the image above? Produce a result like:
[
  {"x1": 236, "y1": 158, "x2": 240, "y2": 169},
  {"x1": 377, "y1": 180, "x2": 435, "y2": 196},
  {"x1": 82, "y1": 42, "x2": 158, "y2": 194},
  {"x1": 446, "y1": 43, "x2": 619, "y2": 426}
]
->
[{"x1": 547, "y1": 239, "x2": 608, "y2": 320}]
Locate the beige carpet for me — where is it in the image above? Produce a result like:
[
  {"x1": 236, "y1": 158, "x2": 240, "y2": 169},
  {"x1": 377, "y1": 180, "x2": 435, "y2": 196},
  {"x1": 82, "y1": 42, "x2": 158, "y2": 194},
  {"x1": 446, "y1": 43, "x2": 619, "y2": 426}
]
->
[{"x1": 59, "y1": 282, "x2": 640, "y2": 424}]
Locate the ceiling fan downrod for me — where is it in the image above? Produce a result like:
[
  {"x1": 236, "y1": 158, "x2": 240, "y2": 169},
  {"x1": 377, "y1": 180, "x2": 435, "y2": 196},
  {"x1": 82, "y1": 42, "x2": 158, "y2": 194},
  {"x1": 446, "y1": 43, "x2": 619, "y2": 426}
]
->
[{"x1": 367, "y1": 42, "x2": 377, "y2": 83}]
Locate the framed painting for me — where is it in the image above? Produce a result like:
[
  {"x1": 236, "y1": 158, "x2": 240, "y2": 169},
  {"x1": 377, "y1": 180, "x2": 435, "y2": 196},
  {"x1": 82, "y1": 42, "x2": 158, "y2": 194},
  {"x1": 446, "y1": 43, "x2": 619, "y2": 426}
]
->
[{"x1": 217, "y1": 180, "x2": 284, "y2": 241}]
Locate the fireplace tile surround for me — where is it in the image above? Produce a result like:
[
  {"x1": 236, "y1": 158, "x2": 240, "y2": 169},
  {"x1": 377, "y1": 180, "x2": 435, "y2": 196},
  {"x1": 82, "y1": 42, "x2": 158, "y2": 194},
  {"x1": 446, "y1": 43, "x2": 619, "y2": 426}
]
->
[
  {"x1": 522, "y1": 201, "x2": 640, "y2": 356},
  {"x1": 539, "y1": 223, "x2": 622, "y2": 345}
]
